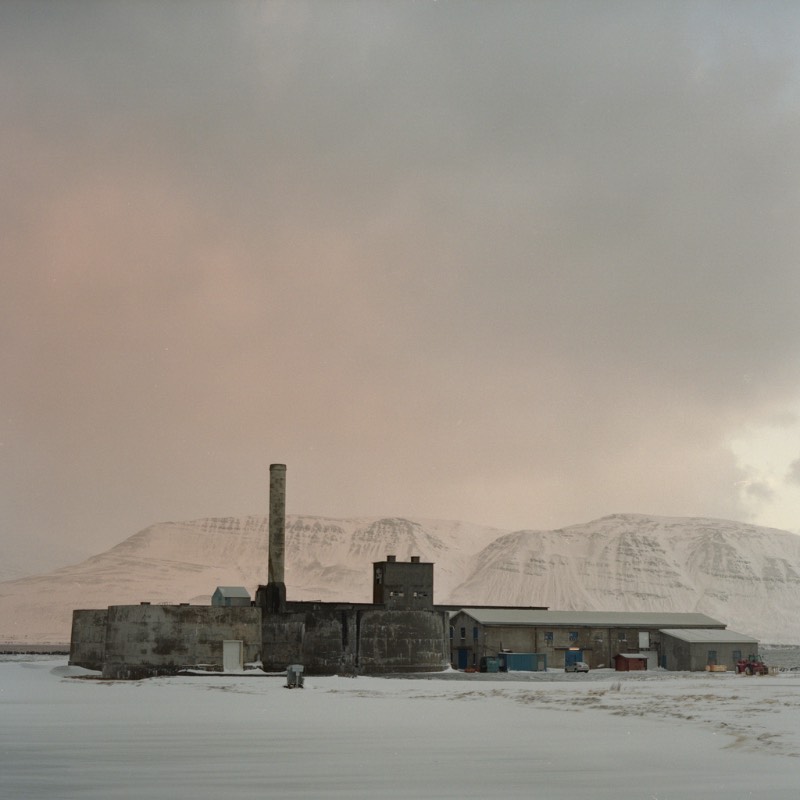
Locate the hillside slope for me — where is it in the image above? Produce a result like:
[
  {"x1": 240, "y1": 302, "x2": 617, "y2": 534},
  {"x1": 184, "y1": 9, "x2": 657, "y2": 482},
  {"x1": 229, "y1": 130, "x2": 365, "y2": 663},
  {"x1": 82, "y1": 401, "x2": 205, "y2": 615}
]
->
[
  {"x1": 1, "y1": 513, "x2": 798, "y2": 644},
  {"x1": 448, "y1": 514, "x2": 800, "y2": 643}
]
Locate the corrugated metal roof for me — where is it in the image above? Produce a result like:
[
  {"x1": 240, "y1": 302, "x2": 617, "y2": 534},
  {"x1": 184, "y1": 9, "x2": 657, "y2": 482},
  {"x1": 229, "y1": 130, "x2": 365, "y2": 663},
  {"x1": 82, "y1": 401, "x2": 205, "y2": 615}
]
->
[
  {"x1": 659, "y1": 628, "x2": 758, "y2": 644},
  {"x1": 456, "y1": 608, "x2": 725, "y2": 628},
  {"x1": 214, "y1": 586, "x2": 251, "y2": 598}
]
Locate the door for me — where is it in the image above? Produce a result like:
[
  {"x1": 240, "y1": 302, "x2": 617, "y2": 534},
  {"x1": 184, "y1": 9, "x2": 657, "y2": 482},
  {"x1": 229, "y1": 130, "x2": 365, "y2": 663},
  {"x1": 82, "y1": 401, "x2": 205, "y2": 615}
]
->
[
  {"x1": 223, "y1": 640, "x2": 243, "y2": 672},
  {"x1": 565, "y1": 649, "x2": 583, "y2": 668},
  {"x1": 457, "y1": 648, "x2": 470, "y2": 669}
]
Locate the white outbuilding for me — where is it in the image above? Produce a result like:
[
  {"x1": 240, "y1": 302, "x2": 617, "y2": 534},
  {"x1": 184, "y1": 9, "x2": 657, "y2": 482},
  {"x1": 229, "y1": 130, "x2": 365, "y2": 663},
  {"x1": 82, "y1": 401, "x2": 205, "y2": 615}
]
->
[{"x1": 211, "y1": 586, "x2": 251, "y2": 608}]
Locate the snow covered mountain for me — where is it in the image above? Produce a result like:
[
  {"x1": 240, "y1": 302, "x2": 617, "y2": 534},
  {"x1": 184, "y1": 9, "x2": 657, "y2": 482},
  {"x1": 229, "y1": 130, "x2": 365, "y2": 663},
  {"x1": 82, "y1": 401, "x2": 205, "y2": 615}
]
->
[{"x1": 1, "y1": 513, "x2": 799, "y2": 644}]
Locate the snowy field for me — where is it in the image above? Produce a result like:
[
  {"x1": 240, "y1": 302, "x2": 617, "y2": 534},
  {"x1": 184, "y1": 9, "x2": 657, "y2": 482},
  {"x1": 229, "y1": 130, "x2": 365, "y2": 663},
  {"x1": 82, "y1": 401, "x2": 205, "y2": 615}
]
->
[{"x1": 1, "y1": 658, "x2": 799, "y2": 799}]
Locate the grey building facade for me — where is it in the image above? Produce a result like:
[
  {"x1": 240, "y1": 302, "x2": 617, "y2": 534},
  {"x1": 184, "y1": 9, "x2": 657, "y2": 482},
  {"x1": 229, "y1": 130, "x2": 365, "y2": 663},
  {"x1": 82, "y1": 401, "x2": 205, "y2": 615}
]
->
[
  {"x1": 449, "y1": 609, "x2": 728, "y2": 670},
  {"x1": 659, "y1": 628, "x2": 759, "y2": 671}
]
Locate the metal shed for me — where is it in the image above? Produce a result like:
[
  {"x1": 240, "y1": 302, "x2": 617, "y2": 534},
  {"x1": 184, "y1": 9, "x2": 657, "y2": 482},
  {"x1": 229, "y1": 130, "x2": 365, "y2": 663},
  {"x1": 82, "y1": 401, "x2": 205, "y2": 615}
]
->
[
  {"x1": 613, "y1": 653, "x2": 648, "y2": 671},
  {"x1": 211, "y1": 586, "x2": 251, "y2": 607}
]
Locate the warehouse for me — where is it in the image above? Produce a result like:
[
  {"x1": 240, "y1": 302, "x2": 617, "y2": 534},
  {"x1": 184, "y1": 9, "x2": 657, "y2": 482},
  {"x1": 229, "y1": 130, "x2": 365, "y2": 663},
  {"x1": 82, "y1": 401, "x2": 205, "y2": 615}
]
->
[
  {"x1": 659, "y1": 628, "x2": 759, "y2": 672},
  {"x1": 449, "y1": 608, "x2": 728, "y2": 670}
]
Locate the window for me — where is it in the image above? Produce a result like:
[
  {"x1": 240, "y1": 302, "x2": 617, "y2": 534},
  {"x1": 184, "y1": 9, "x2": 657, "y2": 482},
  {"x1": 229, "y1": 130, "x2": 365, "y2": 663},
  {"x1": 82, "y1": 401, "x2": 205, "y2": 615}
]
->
[
  {"x1": 707, "y1": 650, "x2": 717, "y2": 665},
  {"x1": 568, "y1": 631, "x2": 578, "y2": 643},
  {"x1": 544, "y1": 631, "x2": 553, "y2": 644},
  {"x1": 449, "y1": 626, "x2": 454, "y2": 640},
  {"x1": 732, "y1": 650, "x2": 742, "y2": 663},
  {"x1": 460, "y1": 627, "x2": 466, "y2": 640},
  {"x1": 618, "y1": 631, "x2": 627, "y2": 642},
  {"x1": 473, "y1": 626, "x2": 479, "y2": 641}
]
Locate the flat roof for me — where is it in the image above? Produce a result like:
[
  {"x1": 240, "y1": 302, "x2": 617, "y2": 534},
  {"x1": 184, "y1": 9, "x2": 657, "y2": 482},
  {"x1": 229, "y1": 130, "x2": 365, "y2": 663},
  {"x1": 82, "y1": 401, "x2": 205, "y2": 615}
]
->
[
  {"x1": 456, "y1": 609, "x2": 725, "y2": 628},
  {"x1": 659, "y1": 628, "x2": 758, "y2": 644}
]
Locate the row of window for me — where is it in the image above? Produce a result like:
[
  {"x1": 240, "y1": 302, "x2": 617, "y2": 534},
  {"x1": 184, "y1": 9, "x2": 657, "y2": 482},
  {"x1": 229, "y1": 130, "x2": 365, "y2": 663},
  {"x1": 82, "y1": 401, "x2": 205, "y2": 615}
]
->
[
  {"x1": 449, "y1": 627, "x2": 629, "y2": 643},
  {"x1": 448, "y1": 627, "x2": 481, "y2": 640}
]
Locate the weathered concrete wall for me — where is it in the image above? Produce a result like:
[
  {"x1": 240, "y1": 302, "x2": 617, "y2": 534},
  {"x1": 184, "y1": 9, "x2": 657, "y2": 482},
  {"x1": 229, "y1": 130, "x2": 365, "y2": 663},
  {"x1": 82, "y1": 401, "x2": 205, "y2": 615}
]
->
[
  {"x1": 102, "y1": 605, "x2": 262, "y2": 679},
  {"x1": 358, "y1": 609, "x2": 449, "y2": 673},
  {"x1": 69, "y1": 609, "x2": 108, "y2": 670},
  {"x1": 262, "y1": 604, "x2": 449, "y2": 674},
  {"x1": 262, "y1": 606, "x2": 360, "y2": 674}
]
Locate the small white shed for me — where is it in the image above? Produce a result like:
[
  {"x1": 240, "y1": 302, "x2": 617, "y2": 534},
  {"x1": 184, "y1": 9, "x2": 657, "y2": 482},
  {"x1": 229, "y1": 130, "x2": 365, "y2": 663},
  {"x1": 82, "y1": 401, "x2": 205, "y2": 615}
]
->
[{"x1": 211, "y1": 586, "x2": 251, "y2": 607}]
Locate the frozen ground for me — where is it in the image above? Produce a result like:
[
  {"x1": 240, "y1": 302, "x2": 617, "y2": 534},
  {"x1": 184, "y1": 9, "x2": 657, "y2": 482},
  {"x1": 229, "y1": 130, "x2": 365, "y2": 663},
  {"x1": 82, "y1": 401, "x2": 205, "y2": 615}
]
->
[{"x1": 1, "y1": 658, "x2": 799, "y2": 799}]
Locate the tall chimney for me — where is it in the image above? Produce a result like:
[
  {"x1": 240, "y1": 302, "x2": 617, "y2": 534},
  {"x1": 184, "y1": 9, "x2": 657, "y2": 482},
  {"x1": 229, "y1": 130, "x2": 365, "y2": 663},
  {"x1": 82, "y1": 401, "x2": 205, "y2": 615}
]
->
[
  {"x1": 264, "y1": 463, "x2": 287, "y2": 613},
  {"x1": 268, "y1": 463, "x2": 286, "y2": 584}
]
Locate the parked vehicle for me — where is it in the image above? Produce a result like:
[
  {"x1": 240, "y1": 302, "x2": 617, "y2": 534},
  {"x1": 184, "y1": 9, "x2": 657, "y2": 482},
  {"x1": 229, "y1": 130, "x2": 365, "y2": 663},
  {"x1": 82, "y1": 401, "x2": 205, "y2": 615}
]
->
[
  {"x1": 565, "y1": 661, "x2": 590, "y2": 673},
  {"x1": 736, "y1": 655, "x2": 768, "y2": 675}
]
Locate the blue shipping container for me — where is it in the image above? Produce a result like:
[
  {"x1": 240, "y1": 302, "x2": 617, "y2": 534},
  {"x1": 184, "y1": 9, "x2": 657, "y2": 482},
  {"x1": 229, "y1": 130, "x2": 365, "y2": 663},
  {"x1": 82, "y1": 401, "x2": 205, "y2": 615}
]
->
[{"x1": 499, "y1": 653, "x2": 545, "y2": 671}]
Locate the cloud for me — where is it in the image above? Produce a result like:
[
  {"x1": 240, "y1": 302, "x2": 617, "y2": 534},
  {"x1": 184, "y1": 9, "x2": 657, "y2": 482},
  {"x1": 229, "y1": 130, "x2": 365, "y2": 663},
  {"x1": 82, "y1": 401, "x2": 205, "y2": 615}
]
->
[
  {"x1": 787, "y1": 459, "x2": 800, "y2": 487},
  {"x1": 744, "y1": 481, "x2": 775, "y2": 504},
  {"x1": 3, "y1": 2, "x2": 800, "y2": 568}
]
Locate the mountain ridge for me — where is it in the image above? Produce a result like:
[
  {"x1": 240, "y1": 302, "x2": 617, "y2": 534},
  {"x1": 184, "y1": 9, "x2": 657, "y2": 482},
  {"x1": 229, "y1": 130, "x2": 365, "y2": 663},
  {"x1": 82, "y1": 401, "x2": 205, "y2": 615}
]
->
[{"x1": 1, "y1": 513, "x2": 798, "y2": 644}]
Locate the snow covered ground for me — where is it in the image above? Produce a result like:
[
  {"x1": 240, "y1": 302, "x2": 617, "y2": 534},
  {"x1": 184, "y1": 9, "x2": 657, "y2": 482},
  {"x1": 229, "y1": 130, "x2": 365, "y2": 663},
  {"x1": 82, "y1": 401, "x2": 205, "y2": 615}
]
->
[{"x1": 1, "y1": 658, "x2": 799, "y2": 799}]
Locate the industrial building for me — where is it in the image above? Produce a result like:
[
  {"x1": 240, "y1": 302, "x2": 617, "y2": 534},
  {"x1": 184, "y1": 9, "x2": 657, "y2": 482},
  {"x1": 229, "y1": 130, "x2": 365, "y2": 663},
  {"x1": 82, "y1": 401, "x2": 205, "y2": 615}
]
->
[
  {"x1": 71, "y1": 465, "x2": 449, "y2": 679},
  {"x1": 449, "y1": 608, "x2": 731, "y2": 670},
  {"x1": 69, "y1": 464, "x2": 758, "y2": 678},
  {"x1": 659, "y1": 628, "x2": 759, "y2": 672}
]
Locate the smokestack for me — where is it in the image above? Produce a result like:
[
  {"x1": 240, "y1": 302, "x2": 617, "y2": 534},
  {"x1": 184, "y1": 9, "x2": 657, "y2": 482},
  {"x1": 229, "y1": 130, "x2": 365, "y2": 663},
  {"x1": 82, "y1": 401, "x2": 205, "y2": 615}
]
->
[
  {"x1": 263, "y1": 463, "x2": 287, "y2": 613},
  {"x1": 268, "y1": 463, "x2": 286, "y2": 585}
]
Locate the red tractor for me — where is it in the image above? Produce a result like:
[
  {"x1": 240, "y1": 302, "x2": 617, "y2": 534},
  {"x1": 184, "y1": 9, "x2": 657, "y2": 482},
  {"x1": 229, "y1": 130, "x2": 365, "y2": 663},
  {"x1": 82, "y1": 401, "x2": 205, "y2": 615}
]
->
[{"x1": 736, "y1": 655, "x2": 768, "y2": 675}]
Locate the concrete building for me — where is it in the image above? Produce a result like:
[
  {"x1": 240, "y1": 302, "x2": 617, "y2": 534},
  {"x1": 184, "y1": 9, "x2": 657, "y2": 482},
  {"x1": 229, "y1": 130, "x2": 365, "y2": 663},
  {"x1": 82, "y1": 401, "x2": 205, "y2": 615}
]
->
[
  {"x1": 659, "y1": 628, "x2": 759, "y2": 672},
  {"x1": 211, "y1": 586, "x2": 251, "y2": 607},
  {"x1": 449, "y1": 608, "x2": 728, "y2": 671},
  {"x1": 254, "y1": 465, "x2": 448, "y2": 674},
  {"x1": 70, "y1": 603, "x2": 261, "y2": 679},
  {"x1": 71, "y1": 464, "x2": 449, "y2": 678},
  {"x1": 373, "y1": 555, "x2": 433, "y2": 609}
]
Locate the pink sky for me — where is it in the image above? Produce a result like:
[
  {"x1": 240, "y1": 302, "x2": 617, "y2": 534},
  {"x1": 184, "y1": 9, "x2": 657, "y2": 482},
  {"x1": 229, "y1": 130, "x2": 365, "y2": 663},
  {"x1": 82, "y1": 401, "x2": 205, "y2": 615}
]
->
[{"x1": 3, "y1": 2, "x2": 800, "y2": 575}]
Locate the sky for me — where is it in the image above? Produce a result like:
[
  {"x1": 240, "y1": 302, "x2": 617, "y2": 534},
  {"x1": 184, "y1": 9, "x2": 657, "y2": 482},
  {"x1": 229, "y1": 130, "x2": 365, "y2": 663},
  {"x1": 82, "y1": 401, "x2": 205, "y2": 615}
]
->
[{"x1": 3, "y1": 1, "x2": 800, "y2": 574}]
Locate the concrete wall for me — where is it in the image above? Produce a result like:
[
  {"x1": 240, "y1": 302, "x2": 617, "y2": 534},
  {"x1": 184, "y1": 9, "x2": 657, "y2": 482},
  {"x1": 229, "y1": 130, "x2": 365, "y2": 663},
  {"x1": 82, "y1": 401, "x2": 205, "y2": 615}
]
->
[
  {"x1": 102, "y1": 604, "x2": 262, "y2": 679},
  {"x1": 262, "y1": 603, "x2": 449, "y2": 674},
  {"x1": 69, "y1": 609, "x2": 108, "y2": 670},
  {"x1": 262, "y1": 605, "x2": 361, "y2": 674},
  {"x1": 359, "y1": 609, "x2": 449, "y2": 673}
]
